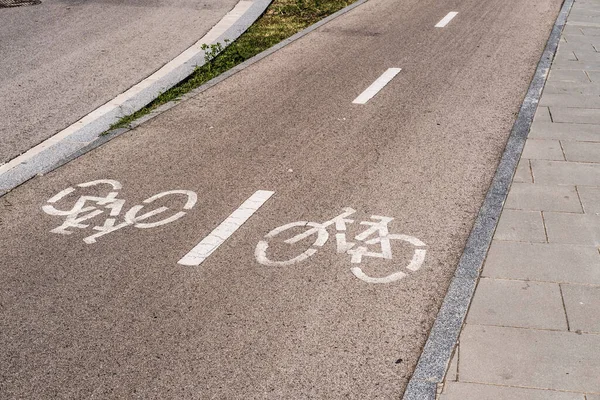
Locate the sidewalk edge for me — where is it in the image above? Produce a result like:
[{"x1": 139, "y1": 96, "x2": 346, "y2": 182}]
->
[
  {"x1": 0, "y1": 0, "x2": 369, "y2": 199},
  {"x1": 401, "y1": 0, "x2": 574, "y2": 398}
]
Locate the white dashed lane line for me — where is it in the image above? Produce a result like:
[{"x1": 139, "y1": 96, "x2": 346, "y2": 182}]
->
[
  {"x1": 352, "y1": 68, "x2": 402, "y2": 105},
  {"x1": 435, "y1": 11, "x2": 458, "y2": 28}
]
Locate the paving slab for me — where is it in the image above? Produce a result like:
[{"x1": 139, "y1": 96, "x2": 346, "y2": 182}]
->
[
  {"x1": 513, "y1": 159, "x2": 533, "y2": 183},
  {"x1": 577, "y1": 185, "x2": 600, "y2": 213},
  {"x1": 534, "y1": 106, "x2": 553, "y2": 122},
  {"x1": 493, "y1": 210, "x2": 547, "y2": 242},
  {"x1": 459, "y1": 324, "x2": 600, "y2": 393},
  {"x1": 521, "y1": 139, "x2": 565, "y2": 160},
  {"x1": 552, "y1": 60, "x2": 600, "y2": 70},
  {"x1": 439, "y1": 381, "x2": 584, "y2": 400},
  {"x1": 466, "y1": 278, "x2": 567, "y2": 330},
  {"x1": 563, "y1": 34, "x2": 600, "y2": 45},
  {"x1": 528, "y1": 122, "x2": 600, "y2": 141},
  {"x1": 574, "y1": 51, "x2": 600, "y2": 63},
  {"x1": 562, "y1": 25, "x2": 584, "y2": 36},
  {"x1": 570, "y1": 3, "x2": 600, "y2": 11},
  {"x1": 562, "y1": 140, "x2": 600, "y2": 162},
  {"x1": 445, "y1": 349, "x2": 458, "y2": 382},
  {"x1": 550, "y1": 107, "x2": 600, "y2": 124},
  {"x1": 539, "y1": 93, "x2": 600, "y2": 108},
  {"x1": 482, "y1": 241, "x2": 600, "y2": 284},
  {"x1": 579, "y1": 28, "x2": 600, "y2": 37},
  {"x1": 561, "y1": 284, "x2": 600, "y2": 333},
  {"x1": 585, "y1": 71, "x2": 600, "y2": 81},
  {"x1": 544, "y1": 212, "x2": 600, "y2": 244},
  {"x1": 573, "y1": 21, "x2": 600, "y2": 29},
  {"x1": 570, "y1": 9, "x2": 600, "y2": 17},
  {"x1": 548, "y1": 69, "x2": 591, "y2": 83},
  {"x1": 555, "y1": 43, "x2": 598, "y2": 54},
  {"x1": 504, "y1": 183, "x2": 582, "y2": 212},
  {"x1": 570, "y1": 11, "x2": 600, "y2": 18},
  {"x1": 554, "y1": 49, "x2": 579, "y2": 62},
  {"x1": 571, "y1": 10, "x2": 600, "y2": 16},
  {"x1": 544, "y1": 81, "x2": 600, "y2": 95},
  {"x1": 531, "y1": 160, "x2": 600, "y2": 186}
]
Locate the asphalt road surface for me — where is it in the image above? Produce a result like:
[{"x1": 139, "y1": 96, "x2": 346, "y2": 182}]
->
[
  {"x1": 0, "y1": 0, "x2": 239, "y2": 165},
  {"x1": 0, "y1": 0, "x2": 562, "y2": 397}
]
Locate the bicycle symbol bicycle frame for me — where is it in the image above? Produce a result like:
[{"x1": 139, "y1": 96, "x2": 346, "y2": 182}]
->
[
  {"x1": 255, "y1": 207, "x2": 427, "y2": 283},
  {"x1": 42, "y1": 179, "x2": 197, "y2": 244}
]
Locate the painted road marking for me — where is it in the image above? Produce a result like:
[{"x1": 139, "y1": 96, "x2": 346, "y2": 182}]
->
[
  {"x1": 435, "y1": 12, "x2": 458, "y2": 28},
  {"x1": 178, "y1": 190, "x2": 274, "y2": 266},
  {"x1": 255, "y1": 208, "x2": 427, "y2": 283},
  {"x1": 352, "y1": 68, "x2": 402, "y2": 104},
  {"x1": 43, "y1": 180, "x2": 197, "y2": 244}
]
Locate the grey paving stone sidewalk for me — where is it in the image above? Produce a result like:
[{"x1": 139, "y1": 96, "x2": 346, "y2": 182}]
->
[{"x1": 438, "y1": 0, "x2": 600, "y2": 398}]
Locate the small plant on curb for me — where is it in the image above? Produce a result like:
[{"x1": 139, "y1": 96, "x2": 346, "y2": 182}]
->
[
  {"x1": 105, "y1": 0, "x2": 356, "y2": 133},
  {"x1": 201, "y1": 40, "x2": 228, "y2": 67}
]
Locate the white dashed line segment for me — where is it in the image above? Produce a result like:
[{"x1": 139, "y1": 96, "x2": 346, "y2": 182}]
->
[
  {"x1": 352, "y1": 68, "x2": 402, "y2": 104},
  {"x1": 435, "y1": 12, "x2": 458, "y2": 28},
  {"x1": 178, "y1": 190, "x2": 274, "y2": 266}
]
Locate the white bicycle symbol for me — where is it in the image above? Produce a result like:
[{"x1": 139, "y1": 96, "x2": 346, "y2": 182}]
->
[
  {"x1": 255, "y1": 207, "x2": 427, "y2": 283},
  {"x1": 42, "y1": 179, "x2": 197, "y2": 244}
]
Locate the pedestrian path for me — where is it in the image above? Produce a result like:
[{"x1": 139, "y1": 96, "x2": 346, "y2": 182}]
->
[{"x1": 439, "y1": 0, "x2": 600, "y2": 398}]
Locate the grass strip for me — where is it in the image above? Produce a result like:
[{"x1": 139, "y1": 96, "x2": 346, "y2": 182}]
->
[{"x1": 107, "y1": 0, "x2": 356, "y2": 132}]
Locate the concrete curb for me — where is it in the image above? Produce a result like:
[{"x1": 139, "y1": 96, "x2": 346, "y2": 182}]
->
[
  {"x1": 401, "y1": 0, "x2": 575, "y2": 398},
  {"x1": 0, "y1": 0, "x2": 272, "y2": 193},
  {"x1": 0, "y1": 0, "x2": 370, "y2": 197}
]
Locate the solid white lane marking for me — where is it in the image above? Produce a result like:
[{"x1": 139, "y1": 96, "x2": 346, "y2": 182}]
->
[
  {"x1": 435, "y1": 12, "x2": 458, "y2": 28},
  {"x1": 352, "y1": 68, "x2": 402, "y2": 104},
  {"x1": 178, "y1": 190, "x2": 274, "y2": 266}
]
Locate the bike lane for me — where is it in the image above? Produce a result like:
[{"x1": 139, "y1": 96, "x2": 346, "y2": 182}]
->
[{"x1": 0, "y1": 0, "x2": 562, "y2": 397}]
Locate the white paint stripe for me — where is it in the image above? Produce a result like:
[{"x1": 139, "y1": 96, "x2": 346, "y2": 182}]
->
[
  {"x1": 178, "y1": 190, "x2": 274, "y2": 266},
  {"x1": 0, "y1": 1, "x2": 255, "y2": 176},
  {"x1": 435, "y1": 12, "x2": 458, "y2": 28},
  {"x1": 352, "y1": 68, "x2": 402, "y2": 104}
]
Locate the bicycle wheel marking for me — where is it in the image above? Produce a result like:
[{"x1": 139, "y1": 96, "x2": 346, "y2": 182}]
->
[
  {"x1": 255, "y1": 208, "x2": 427, "y2": 284},
  {"x1": 42, "y1": 179, "x2": 197, "y2": 244},
  {"x1": 178, "y1": 190, "x2": 274, "y2": 267}
]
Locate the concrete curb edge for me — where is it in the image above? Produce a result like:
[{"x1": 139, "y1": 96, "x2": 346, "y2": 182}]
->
[
  {"x1": 0, "y1": 0, "x2": 273, "y2": 193},
  {"x1": 401, "y1": 0, "x2": 575, "y2": 398}
]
